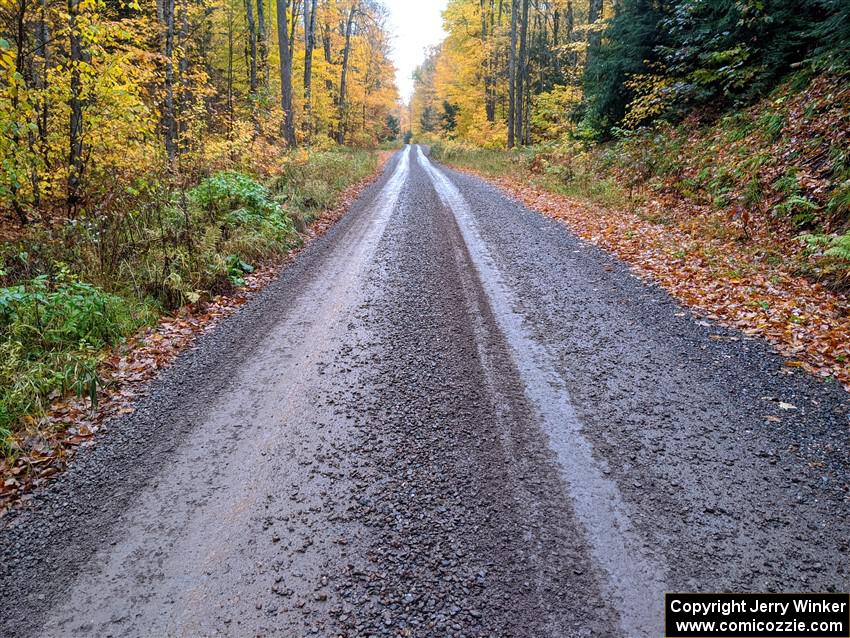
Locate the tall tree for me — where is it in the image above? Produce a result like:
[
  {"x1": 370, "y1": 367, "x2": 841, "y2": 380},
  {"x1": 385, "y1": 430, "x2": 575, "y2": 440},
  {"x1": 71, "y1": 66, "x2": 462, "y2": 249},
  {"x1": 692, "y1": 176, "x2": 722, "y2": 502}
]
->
[
  {"x1": 257, "y1": 0, "x2": 269, "y2": 87},
  {"x1": 336, "y1": 0, "x2": 358, "y2": 144},
  {"x1": 586, "y1": 0, "x2": 603, "y2": 72},
  {"x1": 303, "y1": 0, "x2": 317, "y2": 134},
  {"x1": 507, "y1": 0, "x2": 518, "y2": 147},
  {"x1": 276, "y1": 0, "x2": 296, "y2": 145},
  {"x1": 162, "y1": 0, "x2": 177, "y2": 161},
  {"x1": 514, "y1": 0, "x2": 529, "y2": 145},
  {"x1": 245, "y1": 0, "x2": 258, "y2": 97},
  {"x1": 67, "y1": 0, "x2": 84, "y2": 210}
]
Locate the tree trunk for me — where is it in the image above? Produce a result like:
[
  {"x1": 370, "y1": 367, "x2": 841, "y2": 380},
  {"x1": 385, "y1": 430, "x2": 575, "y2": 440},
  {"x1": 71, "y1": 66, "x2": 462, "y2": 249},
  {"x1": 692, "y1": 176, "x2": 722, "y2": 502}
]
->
[
  {"x1": 322, "y1": 8, "x2": 334, "y2": 94},
  {"x1": 481, "y1": 0, "x2": 495, "y2": 123},
  {"x1": 303, "y1": 0, "x2": 317, "y2": 135},
  {"x1": 162, "y1": 0, "x2": 177, "y2": 161},
  {"x1": 336, "y1": 1, "x2": 357, "y2": 145},
  {"x1": 245, "y1": 0, "x2": 258, "y2": 96},
  {"x1": 507, "y1": 0, "x2": 517, "y2": 147},
  {"x1": 288, "y1": 0, "x2": 300, "y2": 61},
  {"x1": 586, "y1": 0, "x2": 603, "y2": 70},
  {"x1": 68, "y1": 0, "x2": 84, "y2": 212},
  {"x1": 566, "y1": 0, "x2": 575, "y2": 69},
  {"x1": 37, "y1": 0, "x2": 49, "y2": 159},
  {"x1": 257, "y1": 0, "x2": 269, "y2": 87},
  {"x1": 514, "y1": 0, "x2": 528, "y2": 146},
  {"x1": 276, "y1": 0, "x2": 296, "y2": 145},
  {"x1": 553, "y1": 7, "x2": 560, "y2": 77},
  {"x1": 11, "y1": 0, "x2": 29, "y2": 223},
  {"x1": 177, "y1": 0, "x2": 190, "y2": 150},
  {"x1": 227, "y1": 1, "x2": 234, "y2": 150}
]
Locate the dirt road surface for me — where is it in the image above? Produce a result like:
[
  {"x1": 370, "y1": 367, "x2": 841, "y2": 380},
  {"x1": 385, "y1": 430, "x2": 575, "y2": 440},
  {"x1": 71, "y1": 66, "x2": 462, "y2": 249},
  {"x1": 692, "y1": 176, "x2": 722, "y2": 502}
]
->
[{"x1": 2, "y1": 146, "x2": 848, "y2": 637}]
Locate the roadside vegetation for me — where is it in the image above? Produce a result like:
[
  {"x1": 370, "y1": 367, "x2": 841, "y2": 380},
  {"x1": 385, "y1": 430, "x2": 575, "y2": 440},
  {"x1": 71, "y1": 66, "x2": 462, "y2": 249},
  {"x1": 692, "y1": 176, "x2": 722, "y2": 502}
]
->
[
  {"x1": 0, "y1": 0, "x2": 401, "y2": 463},
  {"x1": 0, "y1": 149, "x2": 379, "y2": 457},
  {"x1": 432, "y1": 72, "x2": 850, "y2": 286}
]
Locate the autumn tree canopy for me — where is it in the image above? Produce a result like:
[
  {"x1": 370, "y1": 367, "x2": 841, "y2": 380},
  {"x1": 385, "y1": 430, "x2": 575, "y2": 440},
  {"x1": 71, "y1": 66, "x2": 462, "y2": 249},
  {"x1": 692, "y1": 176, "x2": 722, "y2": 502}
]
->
[
  {"x1": 411, "y1": 0, "x2": 849, "y2": 147},
  {"x1": 0, "y1": 0, "x2": 400, "y2": 220}
]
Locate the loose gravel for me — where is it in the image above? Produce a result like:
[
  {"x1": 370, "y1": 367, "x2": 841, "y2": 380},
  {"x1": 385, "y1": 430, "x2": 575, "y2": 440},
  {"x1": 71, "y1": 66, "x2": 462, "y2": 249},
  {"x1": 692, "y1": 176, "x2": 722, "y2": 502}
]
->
[{"x1": 1, "y1": 146, "x2": 847, "y2": 638}]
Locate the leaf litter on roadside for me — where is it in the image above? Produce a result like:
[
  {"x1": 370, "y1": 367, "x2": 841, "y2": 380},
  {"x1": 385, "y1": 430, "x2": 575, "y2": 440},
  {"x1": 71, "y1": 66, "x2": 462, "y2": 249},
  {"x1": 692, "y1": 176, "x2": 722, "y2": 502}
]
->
[{"x1": 457, "y1": 167, "x2": 850, "y2": 393}]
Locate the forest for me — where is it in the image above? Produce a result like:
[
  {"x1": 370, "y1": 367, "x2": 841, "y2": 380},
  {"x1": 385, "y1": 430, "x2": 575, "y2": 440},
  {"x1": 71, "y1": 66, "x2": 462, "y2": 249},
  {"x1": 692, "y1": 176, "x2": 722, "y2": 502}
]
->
[
  {"x1": 1, "y1": 0, "x2": 400, "y2": 223},
  {"x1": 412, "y1": 0, "x2": 849, "y2": 247},
  {"x1": 412, "y1": 0, "x2": 848, "y2": 144},
  {"x1": 0, "y1": 0, "x2": 399, "y2": 457}
]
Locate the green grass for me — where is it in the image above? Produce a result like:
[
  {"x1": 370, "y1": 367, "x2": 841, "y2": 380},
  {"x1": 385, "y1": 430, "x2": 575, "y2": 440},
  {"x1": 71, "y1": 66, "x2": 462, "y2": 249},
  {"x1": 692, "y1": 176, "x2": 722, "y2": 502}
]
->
[{"x1": 430, "y1": 141, "x2": 532, "y2": 177}]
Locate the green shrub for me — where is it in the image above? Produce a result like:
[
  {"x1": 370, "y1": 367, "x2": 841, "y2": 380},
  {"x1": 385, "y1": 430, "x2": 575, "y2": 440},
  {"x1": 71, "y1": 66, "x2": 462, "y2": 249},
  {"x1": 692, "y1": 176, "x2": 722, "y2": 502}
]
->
[
  {"x1": 0, "y1": 268, "x2": 154, "y2": 446},
  {"x1": 0, "y1": 151, "x2": 377, "y2": 450},
  {"x1": 191, "y1": 171, "x2": 280, "y2": 220}
]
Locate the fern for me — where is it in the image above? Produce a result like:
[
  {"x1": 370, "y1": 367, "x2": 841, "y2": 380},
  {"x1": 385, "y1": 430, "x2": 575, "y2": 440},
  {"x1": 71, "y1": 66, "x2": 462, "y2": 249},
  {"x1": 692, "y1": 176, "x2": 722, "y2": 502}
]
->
[
  {"x1": 774, "y1": 194, "x2": 820, "y2": 227},
  {"x1": 824, "y1": 234, "x2": 850, "y2": 262},
  {"x1": 802, "y1": 233, "x2": 850, "y2": 281}
]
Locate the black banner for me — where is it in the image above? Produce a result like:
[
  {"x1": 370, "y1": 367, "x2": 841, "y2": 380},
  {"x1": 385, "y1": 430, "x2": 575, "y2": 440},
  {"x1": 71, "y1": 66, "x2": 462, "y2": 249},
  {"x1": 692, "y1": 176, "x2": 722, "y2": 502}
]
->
[{"x1": 665, "y1": 593, "x2": 850, "y2": 638}]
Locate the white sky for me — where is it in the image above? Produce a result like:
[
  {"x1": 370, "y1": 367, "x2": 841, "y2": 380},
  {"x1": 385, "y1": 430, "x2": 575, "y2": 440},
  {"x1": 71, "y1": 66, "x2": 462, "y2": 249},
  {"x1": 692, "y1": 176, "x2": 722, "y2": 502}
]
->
[{"x1": 383, "y1": 0, "x2": 449, "y2": 102}]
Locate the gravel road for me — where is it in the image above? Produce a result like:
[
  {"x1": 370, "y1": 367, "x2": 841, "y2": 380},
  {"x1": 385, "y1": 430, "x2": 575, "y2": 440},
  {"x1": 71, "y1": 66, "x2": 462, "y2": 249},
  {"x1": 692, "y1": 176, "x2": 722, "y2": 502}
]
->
[{"x1": 2, "y1": 146, "x2": 848, "y2": 637}]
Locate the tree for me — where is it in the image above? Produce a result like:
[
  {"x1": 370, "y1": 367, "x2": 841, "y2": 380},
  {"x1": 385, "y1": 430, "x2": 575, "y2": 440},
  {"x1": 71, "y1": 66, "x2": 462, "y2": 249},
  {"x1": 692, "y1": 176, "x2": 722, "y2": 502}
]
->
[
  {"x1": 336, "y1": 0, "x2": 358, "y2": 144},
  {"x1": 162, "y1": 0, "x2": 177, "y2": 160},
  {"x1": 276, "y1": 0, "x2": 296, "y2": 145},
  {"x1": 67, "y1": 0, "x2": 84, "y2": 210},
  {"x1": 507, "y1": 0, "x2": 518, "y2": 147},
  {"x1": 514, "y1": 0, "x2": 528, "y2": 145},
  {"x1": 245, "y1": 0, "x2": 258, "y2": 97},
  {"x1": 257, "y1": 0, "x2": 269, "y2": 87},
  {"x1": 303, "y1": 0, "x2": 317, "y2": 135}
]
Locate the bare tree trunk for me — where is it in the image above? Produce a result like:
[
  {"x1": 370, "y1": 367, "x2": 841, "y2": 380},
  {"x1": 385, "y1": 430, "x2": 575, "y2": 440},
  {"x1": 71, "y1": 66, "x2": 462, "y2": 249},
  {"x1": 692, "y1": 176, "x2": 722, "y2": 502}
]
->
[
  {"x1": 480, "y1": 0, "x2": 495, "y2": 123},
  {"x1": 303, "y1": 0, "x2": 317, "y2": 135},
  {"x1": 10, "y1": 0, "x2": 29, "y2": 223},
  {"x1": 566, "y1": 0, "x2": 575, "y2": 69},
  {"x1": 288, "y1": 0, "x2": 300, "y2": 61},
  {"x1": 322, "y1": 6, "x2": 334, "y2": 94},
  {"x1": 68, "y1": 0, "x2": 84, "y2": 212},
  {"x1": 507, "y1": 0, "x2": 517, "y2": 147},
  {"x1": 524, "y1": 64, "x2": 531, "y2": 144},
  {"x1": 276, "y1": 0, "x2": 296, "y2": 145},
  {"x1": 227, "y1": 1, "x2": 234, "y2": 151},
  {"x1": 335, "y1": 0, "x2": 357, "y2": 145},
  {"x1": 162, "y1": 0, "x2": 177, "y2": 161},
  {"x1": 37, "y1": 0, "x2": 49, "y2": 162},
  {"x1": 514, "y1": 0, "x2": 528, "y2": 146},
  {"x1": 245, "y1": 0, "x2": 258, "y2": 96},
  {"x1": 177, "y1": 0, "x2": 190, "y2": 150},
  {"x1": 257, "y1": 0, "x2": 269, "y2": 87},
  {"x1": 586, "y1": 0, "x2": 603, "y2": 70},
  {"x1": 553, "y1": 7, "x2": 561, "y2": 78}
]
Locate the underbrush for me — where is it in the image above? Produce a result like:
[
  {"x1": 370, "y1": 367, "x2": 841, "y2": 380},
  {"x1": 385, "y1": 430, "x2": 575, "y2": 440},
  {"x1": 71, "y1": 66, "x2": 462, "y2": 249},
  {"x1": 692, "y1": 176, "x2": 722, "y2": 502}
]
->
[
  {"x1": 273, "y1": 149, "x2": 376, "y2": 221},
  {"x1": 430, "y1": 139, "x2": 627, "y2": 209},
  {"x1": 0, "y1": 148, "x2": 378, "y2": 454},
  {"x1": 0, "y1": 269, "x2": 156, "y2": 451}
]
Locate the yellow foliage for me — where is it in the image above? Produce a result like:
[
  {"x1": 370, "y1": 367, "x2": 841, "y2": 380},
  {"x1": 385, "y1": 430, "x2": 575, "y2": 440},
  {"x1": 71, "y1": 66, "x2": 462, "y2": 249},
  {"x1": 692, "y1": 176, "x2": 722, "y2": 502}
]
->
[
  {"x1": 623, "y1": 72, "x2": 674, "y2": 129},
  {"x1": 0, "y1": 0, "x2": 400, "y2": 219}
]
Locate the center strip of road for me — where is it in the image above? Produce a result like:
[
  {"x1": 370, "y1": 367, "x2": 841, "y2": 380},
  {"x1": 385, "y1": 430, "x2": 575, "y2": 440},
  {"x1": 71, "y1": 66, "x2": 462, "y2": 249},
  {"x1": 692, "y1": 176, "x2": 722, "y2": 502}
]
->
[{"x1": 416, "y1": 145, "x2": 667, "y2": 638}]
